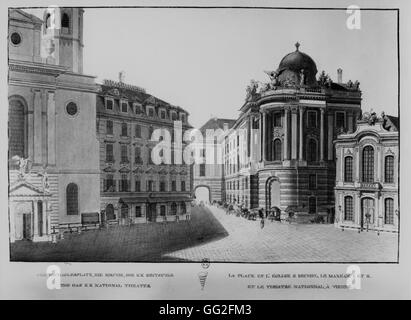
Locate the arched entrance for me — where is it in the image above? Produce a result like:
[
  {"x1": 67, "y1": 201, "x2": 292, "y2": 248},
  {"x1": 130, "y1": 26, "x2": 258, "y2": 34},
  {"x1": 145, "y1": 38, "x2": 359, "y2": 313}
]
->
[
  {"x1": 266, "y1": 177, "x2": 281, "y2": 210},
  {"x1": 120, "y1": 203, "x2": 129, "y2": 225},
  {"x1": 105, "y1": 204, "x2": 115, "y2": 221},
  {"x1": 194, "y1": 185, "x2": 211, "y2": 203},
  {"x1": 361, "y1": 197, "x2": 375, "y2": 230}
]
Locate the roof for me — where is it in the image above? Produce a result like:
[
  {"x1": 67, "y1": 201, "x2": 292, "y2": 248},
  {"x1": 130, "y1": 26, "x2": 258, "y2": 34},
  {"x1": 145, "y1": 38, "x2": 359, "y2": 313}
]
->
[
  {"x1": 199, "y1": 117, "x2": 236, "y2": 134},
  {"x1": 385, "y1": 115, "x2": 399, "y2": 131},
  {"x1": 10, "y1": 9, "x2": 43, "y2": 26}
]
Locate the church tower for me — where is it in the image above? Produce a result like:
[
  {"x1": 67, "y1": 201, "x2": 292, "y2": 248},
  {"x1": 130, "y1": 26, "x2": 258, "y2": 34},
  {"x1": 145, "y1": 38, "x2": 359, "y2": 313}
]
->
[{"x1": 42, "y1": 7, "x2": 84, "y2": 73}]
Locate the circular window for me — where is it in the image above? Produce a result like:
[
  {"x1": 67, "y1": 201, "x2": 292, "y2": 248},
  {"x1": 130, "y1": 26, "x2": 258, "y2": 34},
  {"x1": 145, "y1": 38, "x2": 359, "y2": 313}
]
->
[
  {"x1": 10, "y1": 32, "x2": 21, "y2": 45},
  {"x1": 66, "y1": 102, "x2": 78, "y2": 116}
]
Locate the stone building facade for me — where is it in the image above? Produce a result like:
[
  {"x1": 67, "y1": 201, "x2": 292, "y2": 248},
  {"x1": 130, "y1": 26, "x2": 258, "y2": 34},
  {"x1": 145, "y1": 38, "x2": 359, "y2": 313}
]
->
[
  {"x1": 222, "y1": 43, "x2": 362, "y2": 222},
  {"x1": 97, "y1": 79, "x2": 192, "y2": 224},
  {"x1": 193, "y1": 118, "x2": 235, "y2": 203},
  {"x1": 8, "y1": 8, "x2": 100, "y2": 242},
  {"x1": 334, "y1": 113, "x2": 399, "y2": 233}
]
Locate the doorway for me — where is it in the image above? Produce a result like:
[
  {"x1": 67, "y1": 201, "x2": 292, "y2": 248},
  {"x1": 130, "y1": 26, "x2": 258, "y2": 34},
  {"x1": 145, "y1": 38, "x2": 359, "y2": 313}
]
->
[
  {"x1": 267, "y1": 178, "x2": 280, "y2": 210},
  {"x1": 361, "y1": 197, "x2": 375, "y2": 230},
  {"x1": 195, "y1": 186, "x2": 210, "y2": 203},
  {"x1": 22, "y1": 213, "x2": 32, "y2": 240},
  {"x1": 147, "y1": 203, "x2": 157, "y2": 222}
]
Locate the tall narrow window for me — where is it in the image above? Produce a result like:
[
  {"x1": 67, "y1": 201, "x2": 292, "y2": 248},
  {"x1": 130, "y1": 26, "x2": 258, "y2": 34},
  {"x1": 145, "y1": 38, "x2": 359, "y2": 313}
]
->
[
  {"x1": 273, "y1": 113, "x2": 282, "y2": 127},
  {"x1": 121, "y1": 123, "x2": 128, "y2": 137},
  {"x1": 135, "y1": 124, "x2": 141, "y2": 138},
  {"x1": 106, "y1": 98, "x2": 113, "y2": 110},
  {"x1": 106, "y1": 120, "x2": 113, "y2": 135},
  {"x1": 121, "y1": 145, "x2": 128, "y2": 163},
  {"x1": 385, "y1": 155, "x2": 394, "y2": 183},
  {"x1": 172, "y1": 180, "x2": 176, "y2": 191},
  {"x1": 135, "y1": 179, "x2": 141, "y2": 192},
  {"x1": 170, "y1": 202, "x2": 177, "y2": 215},
  {"x1": 384, "y1": 198, "x2": 394, "y2": 224},
  {"x1": 344, "y1": 196, "x2": 354, "y2": 221},
  {"x1": 308, "y1": 197, "x2": 316, "y2": 214},
  {"x1": 105, "y1": 174, "x2": 115, "y2": 192},
  {"x1": 199, "y1": 163, "x2": 206, "y2": 176},
  {"x1": 308, "y1": 174, "x2": 317, "y2": 189},
  {"x1": 273, "y1": 139, "x2": 282, "y2": 161},
  {"x1": 160, "y1": 205, "x2": 166, "y2": 216},
  {"x1": 362, "y1": 146, "x2": 374, "y2": 182},
  {"x1": 61, "y1": 13, "x2": 70, "y2": 28},
  {"x1": 148, "y1": 108, "x2": 154, "y2": 117},
  {"x1": 181, "y1": 202, "x2": 187, "y2": 214},
  {"x1": 160, "y1": 181, "x2": 166, "y2": 192},
  {"x1": 121, "y1": 101, "x2": 128, "y2": 113},
  {"x1": 120, "y1": 174, "x2": 129, "y2": 192},
  {"x1": 336, "y1": 112, "x2": 345, "y2": 130},
  {"x1": 344, "y1": 156, "x2": 353, "y2": 182},
  {"x1": 135, "y1": 206, "x2": 142, "y2": 217},
  {"x1": 135, "y1": 147, "x2": 142, "y2": 164},
  {"x1": 8, "y1": 99, "x2": 26, "y2": 159},
  {"x1": 307, "y1": 139, "x2": 317, "y2": 162},
  {"x1": 106, "y1": 144, "x2": 114, "y2": 162},
  {"x1": 66, "y1": 183, "x2": 79, "y2": 215},
  {"x1": 181, "y1": 181, "x2": 186, "y2": 191},
  {"x1": 307, "y1": 111, "x2": 317, "y2": 128}
]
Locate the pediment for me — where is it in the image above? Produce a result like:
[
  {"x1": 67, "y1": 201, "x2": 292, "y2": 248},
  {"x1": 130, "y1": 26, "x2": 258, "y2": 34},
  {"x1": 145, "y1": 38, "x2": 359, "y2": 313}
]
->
[
  {"x1": 103, "y1": 166, "x2": 116, "y2": 173},
  {"x1": 9, "y1": 180, "x2": 49, "y2": 197},
  {"x1": 119, "y1": 166, "x2": 131, "y2": 173}
]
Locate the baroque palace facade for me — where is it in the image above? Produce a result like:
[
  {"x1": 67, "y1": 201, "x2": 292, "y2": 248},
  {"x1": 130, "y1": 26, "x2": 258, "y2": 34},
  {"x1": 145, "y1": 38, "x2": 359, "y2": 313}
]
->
[
  {"x1": 8, "y1": 8, "x2": 100, "y2": 242},
  {"x1": 334, "y1": 113, "x2": 399, "y2": 232},
  {"x1": 220, "y1": 43, "x2": 363, "y2": 222},
  {"x1": 97, "y1": 79, "x2": 192, "y2": 224}
]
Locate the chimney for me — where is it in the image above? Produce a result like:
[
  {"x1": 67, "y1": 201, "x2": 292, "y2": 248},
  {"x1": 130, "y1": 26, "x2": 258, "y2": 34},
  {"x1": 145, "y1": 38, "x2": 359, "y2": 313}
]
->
[{"x1": 337, "y1": 68, "x2": 343, "y2": 83}]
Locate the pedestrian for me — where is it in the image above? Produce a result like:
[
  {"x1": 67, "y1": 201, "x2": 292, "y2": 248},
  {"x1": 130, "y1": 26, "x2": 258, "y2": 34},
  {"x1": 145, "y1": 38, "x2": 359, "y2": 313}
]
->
[{"x1": 259, "y1": 208, "x2": 265, "y2": 229}]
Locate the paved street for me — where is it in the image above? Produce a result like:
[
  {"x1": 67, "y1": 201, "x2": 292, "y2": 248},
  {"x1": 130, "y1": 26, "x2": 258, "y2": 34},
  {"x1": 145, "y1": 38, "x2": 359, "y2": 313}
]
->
[
  {"x1": 10, "y1": 205, "x2": 398, "y2": 262},
  {"x1": 164, "y1": 206, "x2": 399, "y2": 262}
]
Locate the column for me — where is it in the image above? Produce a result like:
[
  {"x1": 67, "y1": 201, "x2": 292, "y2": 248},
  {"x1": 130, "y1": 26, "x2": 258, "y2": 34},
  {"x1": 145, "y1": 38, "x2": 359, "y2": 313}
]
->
[
  {"x1": 320, "y1": 108, "x2": 325, "y2": 162},
  {"x1": 347, "y1": 112, "x2": 353, "y2": 133},
  {"x1": 33, "y1": 89, "x2": 43, "y2": 164},
  {"x1": 47, "y1": 91, "x2": 56, "y2": 165},
  {"x1": 247, "y1": 117, "x2": 251, "y2": 159},
  {"x1": 43, "y1": 202, "x2": 48, "y2": 236},
  {"x1": 299, "y1": 107, "x2": 304, "y2": 161},
  {"x1": 355, "y1": 192, "x2": 361, "y2": 226},
  {"x1": 284, "y1": 107, "x2": 289, "y2": 160},
  {"x1": 327, "y1": 113, "x2": 334, "y2": 160},
  {"x1": 291, "y1": 107, "x2": 298, "y2": 160},
  {"x1": 262, "y1": 112, "x2": 267, "y2": 161},
  {"x1": 355, "y1": 147, "x2": 360, "y2": 182},
  {"x1": 249, "y1": 116, "x2": 254, "y2": 162},
  {"x1": 259, "y1": 114, "x2": 263, "y2": 162},
  {"x1": 33, "y1": 201, "x2": 39, "y2": 236}
]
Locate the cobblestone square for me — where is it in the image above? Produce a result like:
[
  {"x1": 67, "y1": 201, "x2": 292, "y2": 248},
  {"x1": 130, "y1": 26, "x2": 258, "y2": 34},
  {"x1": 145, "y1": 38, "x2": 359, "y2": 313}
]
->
[{"x1": 10, "y1": 205, "x2": 398, "y2": 263}]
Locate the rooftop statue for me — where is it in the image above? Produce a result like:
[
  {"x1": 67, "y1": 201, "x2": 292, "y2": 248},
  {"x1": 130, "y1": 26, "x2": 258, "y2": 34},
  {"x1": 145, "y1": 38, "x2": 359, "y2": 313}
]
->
[{"x1": 245, "y1": 80, "x2": 259, "y2": 101}]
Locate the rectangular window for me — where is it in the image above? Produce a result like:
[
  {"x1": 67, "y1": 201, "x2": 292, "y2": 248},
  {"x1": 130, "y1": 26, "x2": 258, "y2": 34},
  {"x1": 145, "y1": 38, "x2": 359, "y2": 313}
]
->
[
  {"x1": 106, "y1": 98, "x2": 113, "y2": 110},
  {"x1": 105, "y1": 174, "x2": 115, "y2": 192},
  {"x1": 121, "y1": 123, "x2": 128, "y2": 137},
  {"x1": 160, "y1": 205, "x2": 166, "y2": 216},
  {"x1": 135, "y1": 124, "x2": 141, "y2": 138},
  {"x1": 135, "y1": 206, "x2": 142, "y2": 217},
  {"x1": 181, "y1": 181, "x2": 186, "y2": 191},
  {"x1": 120, "y1": 174, "x2": 129, "y2": 192},
  {"x1": 344, "y1": 156, "x2": 353, "y2": 182},
  {"x1": 273, "y1": 112, "x2": 282, "y2": 127},
  {"x1": 135, "y1": 147, "x2": 142, "y2": 164},
  {"x1": 172, "y1": 181, "x2": 176, "y2": 191},
  {"x1": 199, "y1": 164, "x2": 206, "y2": 176},
  {"x1": 135, "y1": 180, "x2": 141, "y2": 192},
  {"x1": 121, "y1": 145, "x2": 128, "y2": 163},
  {"x1": 121, "y1": 101, "x2": 128, "y2": 113},
  {"x1": 336, "y1": 112, "x2": 345, "y2": 129},
  {"x1": 147, "y1": 180, "x2": 154, "y2": 192},
  {"x1": 307, "y1": 111, "x2": 317, "y2": 128},
  {"x1": 385, "y1": 156, "x2": 394, "y2": 183},
  {"x1": 160, "y1": 110, "x2": 166, "y2": 119},
  {"x1": 106, "y1": 120, "x2": 113, "y2": 135},
  {"x1": 148, "y1": 108, "x2": 154, "y2": 117},
  {"x1": 384, "y1": 198, "x2": 394, "y2": 224},
  {"x1": 106, "y1": 144, "x2": 114, "y2": 162},
  {"x1": 160, "y1": 181, "x2": 166, "y2": 192},
  {"x1": 344, "y1": 196, "x2": 354, "y2": 221},
  {"x1": 171, "y1": 112, "x2": 177, "y2": 121},
  {"x1": 309, "y1": 174, "x2": 317, "y2": 189}
]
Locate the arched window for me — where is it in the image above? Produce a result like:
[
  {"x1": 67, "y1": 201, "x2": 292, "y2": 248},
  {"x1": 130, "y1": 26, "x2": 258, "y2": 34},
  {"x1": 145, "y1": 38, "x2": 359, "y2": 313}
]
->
[
  {"x1": 344, "y1": 196, "x2": 354, "y2": 221},
  {"x1": 385, "y1": 155, "x2": 394, "y2": 183},
  {"x1": 45, "y1": 13, "x2": 52, "y2": 28},
  {"x1": 170, "y1": 202, "x2": 177, "y2": 215},
  {"x1": 273, "y1": 139, "x2": 282, "y2": 161},
  {"x1": 66, "y1": 183, "x2": 79, "y2": 215},
  {"x1": 106, "y1": 204, "x2": 115, "y2": 220},
  {"x1": 8, "y1": 98, "x2": 27, "y2": 159},
  {"x1": 61, "y1": 13, "x2": 70, "y2": 28},
  {"x1": 307, "y1": 139, "x2": 317, "y2": 162},
  {"x1": 362, "y1": 146, "x2": 374, "y2": 182},
  {"x1": 384, "y1": 198, "x2": 394, "y2": 224},
  {"x1": 344, "y1": 156, "x2": 353, "y2": 182}
]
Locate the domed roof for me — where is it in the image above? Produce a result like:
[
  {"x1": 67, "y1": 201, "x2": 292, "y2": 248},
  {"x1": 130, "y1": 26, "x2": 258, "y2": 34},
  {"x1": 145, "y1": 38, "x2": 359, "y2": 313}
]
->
[
  {"x1": 277, "y1": 42, "x2": 317, "y2": 74},
  {"x1": 275, "y1": 42, "x2": 318, "y2": 87}
]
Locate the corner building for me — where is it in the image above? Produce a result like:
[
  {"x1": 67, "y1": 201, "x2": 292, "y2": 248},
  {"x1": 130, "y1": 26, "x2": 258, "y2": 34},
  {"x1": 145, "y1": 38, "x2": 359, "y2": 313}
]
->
[
  {"x1": 223, "y1": 43, "x2": 362, "y2": 221},
  {"x1": 8, "y1": 8, "x2": 100, "y2": 242}
]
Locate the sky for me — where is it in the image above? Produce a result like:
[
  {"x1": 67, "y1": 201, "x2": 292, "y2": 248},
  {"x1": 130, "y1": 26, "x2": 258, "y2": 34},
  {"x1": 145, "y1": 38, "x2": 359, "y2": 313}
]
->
[{"x1": 28, "y1": 7, "x2": 398, "y2": 129}]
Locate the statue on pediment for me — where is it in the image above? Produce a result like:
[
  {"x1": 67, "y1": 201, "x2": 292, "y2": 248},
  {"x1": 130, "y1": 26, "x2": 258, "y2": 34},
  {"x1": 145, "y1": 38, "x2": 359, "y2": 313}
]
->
[
  {"x1": 245, "y1": 80, "x2": 259, "y2": 101},
  {"x1": 11, "y1": 155, "x2": 31, "y2": 179}
]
